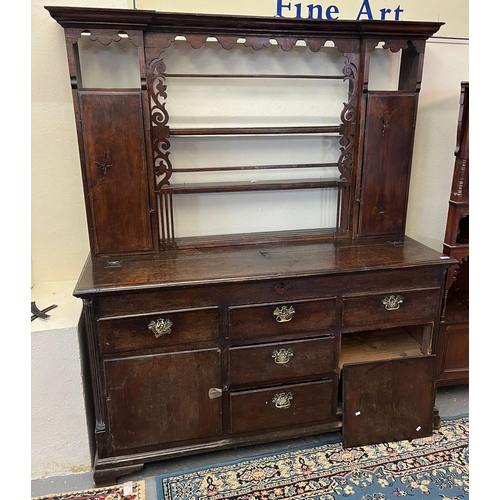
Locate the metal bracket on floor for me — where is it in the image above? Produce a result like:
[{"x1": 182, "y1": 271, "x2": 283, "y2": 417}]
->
[{"x1": 31, "y1": 301, "x2": 58, "y2": 321}]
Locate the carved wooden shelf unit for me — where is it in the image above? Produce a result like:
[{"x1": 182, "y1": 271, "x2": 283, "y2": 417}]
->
[
  {"x1": 46, "y1": 6, "x2": 455, "y2": 485},
  {"x1": 437, "y1": 81, "x2": 469, "y2": 386}
]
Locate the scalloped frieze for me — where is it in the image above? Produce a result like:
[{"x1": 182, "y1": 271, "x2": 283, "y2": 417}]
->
[
  {"x1": 365, "y1": 38, "x2": 426, "y2": 53},
  {"x1": 333, "y1": 39, "x2": 361, "y2": 54},
  {"x1": 151, "y1": 34, "x2": 363, "y2": 53},
  {"x1": 64, "y1": 27, "x2": 143, "y2": 47},
  {"x1": 244, "y1": 37, "x2": 272, "y2": 51}
]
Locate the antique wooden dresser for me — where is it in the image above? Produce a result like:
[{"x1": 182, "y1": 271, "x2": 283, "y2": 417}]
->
[
  {"x1": 46, "y1": 6, "x2": 455, "y2": 485},
  {"x1": 436, "y1": 82, "x2": 469, "y2": 386}
]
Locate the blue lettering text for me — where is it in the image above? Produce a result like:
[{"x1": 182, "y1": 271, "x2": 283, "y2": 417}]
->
[
  {"x1": 357, "y1": 0, "x2": 374, "y2": 20},
  {"x1": 276, "y1": 0, "x2": 292, "y2": 17},
  {"x1": 326, "y1": 5, "x2": 340, "y2": 19}
]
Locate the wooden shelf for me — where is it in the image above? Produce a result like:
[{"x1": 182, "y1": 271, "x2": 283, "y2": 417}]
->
[
  {"x1": 169, "y1": 178, "x2": 345, "y2": 194},
  {"x1": 171, "y1": 162, "x2": 339, "y2": 173},
  {"x1": 165, "y1": 73, "x2": 345, "y2": 80},
  {"x1": 339, "y1": 328, "x2": 423, "y2": 368},
  {"x1": 169, "y1": 126, "x2": 341, "y2": 136}
]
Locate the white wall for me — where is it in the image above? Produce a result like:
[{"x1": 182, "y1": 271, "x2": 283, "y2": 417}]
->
[
  {"x1": 31, "y1": 0, "x2": 468, "y2": 480},
  {"x1": 31, "y1": 0, "x2": 129, "y2": 481}
]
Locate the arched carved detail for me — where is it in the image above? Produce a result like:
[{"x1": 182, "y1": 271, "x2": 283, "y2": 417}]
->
[
  {"x1": 304, "y1": 38, "x2": 327, "y2": 52},
  {"x1": 64, "y1": 27, "x2": 143, "y2": 47},
  {"x1": 276, "y1": 38, "x2": 299, "y2": 51},
  {"x1": 244, "y1": 37, "x2": 272, "y2": 51},
  {"x1": 334, "y1": 39, "x2": 360, "y2": 54},
  {"x1": 216, "y1": 36, "x2": 239, "y2": 50},
  {"x1": 150, "y1": 35, "x2": 365, "y2": 53},
  {"x1": 382, "y1": 39, "x2": 410, "y2": 52},
  {"x1": 185, "y1": 34, "x2": 209, "y2": 49},
  {"x1": 365, "y1": 39, "x2": 425, "y2": 54}
]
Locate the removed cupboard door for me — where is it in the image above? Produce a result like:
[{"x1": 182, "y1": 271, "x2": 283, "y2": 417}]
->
[{"x1": 342, "y1": 355, "x2": 435, "y2": 448}]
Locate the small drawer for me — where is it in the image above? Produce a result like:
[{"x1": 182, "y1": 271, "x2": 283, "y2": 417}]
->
[
  {"x1": 229, "y1": 298, "x2": 336, "y2": 341},
  {"x1": 230, "y1": 380, "x2": 334, "y2": 434},
  {"x1": 98, "y1": 307, "x2": 219, "y2": 353},
  {"x1": 229, "y1": 337, "x2": 335, "y2": 387},
  {"x1": 341, "y1": 288, "x2": 441, "y2": 329}
]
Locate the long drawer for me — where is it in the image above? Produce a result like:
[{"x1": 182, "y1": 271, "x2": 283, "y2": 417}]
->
[
  {"x1": 98, "y1": 307, "x2": 220, "y2": 353},
  {"x1": 229, "y1": 297, "x2": 336, "y2": 341},
  {"x1": 230, "y1": 380, "x2": 335, "y2": 434},
  {"x1": 228, "y1": 337, "x2": 336, "y2": 387},
  {"x1": 341, "y1": 288, "x2": 441, "y2": 329}
]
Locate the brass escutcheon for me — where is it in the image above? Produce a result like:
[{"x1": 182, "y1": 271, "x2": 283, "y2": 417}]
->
[
  {"x1": 273, "y1": 305, "x2": 295, "y2": 323},
  {"x1": 271, "y1": 348, "x2": 294, "y2": 365},
  {"x1": 272, "y1": 392, "x2": 293, "y2": 409},
  {"x1": 148, "y1": 318, "x2": 173, "y2": 338},
  {"x1": 382, "y1": 295, "x2": 404, "y2": 311}
]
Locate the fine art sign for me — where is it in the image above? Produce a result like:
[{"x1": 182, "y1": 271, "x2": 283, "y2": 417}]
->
[{"x1": 127, "y1": 0, "x2": 468, "y2": 40}]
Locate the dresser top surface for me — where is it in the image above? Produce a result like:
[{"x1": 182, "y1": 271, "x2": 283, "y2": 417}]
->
[{"x1": 74, "y1": 237, "x2": 454, "y2": 296}]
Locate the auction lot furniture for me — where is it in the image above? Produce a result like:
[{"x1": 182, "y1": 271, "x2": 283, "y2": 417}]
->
[
  {"x1": 46, "y1": 6, "x2": 454, "y2": 485},
  {"x1": 436, "y1": 82, "x2": 469, "y2": 386}
]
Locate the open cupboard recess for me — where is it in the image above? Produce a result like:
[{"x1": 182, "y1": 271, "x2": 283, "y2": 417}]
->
[{"x1": 46, "y1": 6, "x2": 458, "y2": 486}]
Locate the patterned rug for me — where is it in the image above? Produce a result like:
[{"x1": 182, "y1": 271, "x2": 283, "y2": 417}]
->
[
  {"x1": 32, "y1": 479, "x2": 146, "y2": 500},
  {"x1": 156, "y1": 415, "x2": 468, "y2": 500}
]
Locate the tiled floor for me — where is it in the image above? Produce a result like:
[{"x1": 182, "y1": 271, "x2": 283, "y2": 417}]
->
[{"x1": 31, "y1": 384, "x2": 469, "y2": 499}]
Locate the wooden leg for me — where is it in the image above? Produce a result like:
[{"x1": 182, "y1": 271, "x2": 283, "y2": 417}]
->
[
  {"x1": 93, "y1": 463, "x2": 145, "y2": 487},
  {"x1": 433, "y1": 406, "x2": 441, "y2": 430}
]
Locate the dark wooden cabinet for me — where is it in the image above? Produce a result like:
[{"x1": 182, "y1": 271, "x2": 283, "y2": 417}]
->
[
  {"x1": 46, "y1": 6, "x2": 455, "y2": 486},
  {"x1": 436, "y1": 82, "x2": 469, "y2": 386}
]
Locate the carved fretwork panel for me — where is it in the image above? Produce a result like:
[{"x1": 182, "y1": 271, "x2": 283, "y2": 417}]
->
[{"x1": 145, "y1": 48, "x2": 172, "y2": 188}]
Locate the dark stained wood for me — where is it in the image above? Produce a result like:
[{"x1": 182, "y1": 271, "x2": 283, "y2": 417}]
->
[
  {"x1": 104, "y1": 349, "x2": 222, "y2": 451},
  {"x1": 229, "y1": 298, "x2": 336, "y2": 340},
  {"x1": 95, "y1": 265, "x2": 445, "y2": 318},
  {"x1": 229, "y1": 380, "x2": 335, "y2": 434},
  {"x1": 45, "y1": 7, "x2": 443, "y2": 40},
  {"x1": 98, "y1": 307, "x2": 220, "y2": 354},
  {"x1": 436, "y1": 324, "x2": 469, "y2": 386},
  {"x1": 93, "y1": 464, "x2": 145, "y2": 488},
  {"x1": 80, "y1": 92, "x2": 154, "y2": 254},
  {"x1": 341, "y1": 287, "x2": 442, "y2": 329},
  {"x1": 165, "y1": 73, "x2": 345, "y2": 80},
  {"x1": 342, "y1": 356, "x2": 435, "y2": 447},
  {"x1": 437, "y1": 82, "x2": 469, "y2": 386},
  {"x1": 357, "y1": 93, "x2": 418, "y2": 238},
  {"x1": 44, "y1": 7, "x2": 451, "y2": 485},
  {"x1": 47, "y1": 6, "x2": 444, "y2": 251},
  {"x1": 170, "y1": 178, "x2": 342, "y2": 194},
  {"x1": 229, "y1": 337, "x2": 336, "y2": 387},
  {"x1": 172, "y1": 162, "x2": 339, "y2": 173},
  {"x1": 74, "y1": 237, "x2": 449, "y2": 295},
  {"x1": 169, "y1": 126, "x2": 340, "y2": 136}
]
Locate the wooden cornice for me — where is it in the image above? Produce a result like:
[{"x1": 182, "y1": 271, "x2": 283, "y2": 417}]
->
[{"x1": 45, "y1": 6, "x2": 443, "y2": 40}]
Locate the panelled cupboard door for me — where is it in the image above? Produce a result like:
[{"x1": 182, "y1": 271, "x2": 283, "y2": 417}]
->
[
  {"x1": 357, "y1": 93, "x2": 418, "y2": 238},
  {"x1": 342, "y1": 355, "x2": 435, "y2": 448},
  {"x1": 80, "y1": 91, "x2": 154, "y2": 254},
  {"x1": 104, "y1": 349, "x2": 222, "y2": 452}
]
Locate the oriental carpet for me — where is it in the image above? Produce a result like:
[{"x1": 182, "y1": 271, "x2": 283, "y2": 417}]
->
[
  {"x1": 32, "y1": 479, "x2": 146, "y2": 500},
  {"x1": 156, "y1": 415, "x2": 468, "y2": 500}
]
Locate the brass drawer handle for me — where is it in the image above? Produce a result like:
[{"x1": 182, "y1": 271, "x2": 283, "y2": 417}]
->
[
  {"x1": 272, "y1": 392, "x2": 293, "y2": 409},
  {"x1": 382, "y1": 295, "x2": 404, "y2": 311},
  {"x1": 148, "y1": 318, "x2": 173, "y2": 338},
  {"x1": 271, "y1": 348, "x2": 294, "y2": 364},
  {"x1": 273, "y1": 305, "x2": 295, "y2": 323}
]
